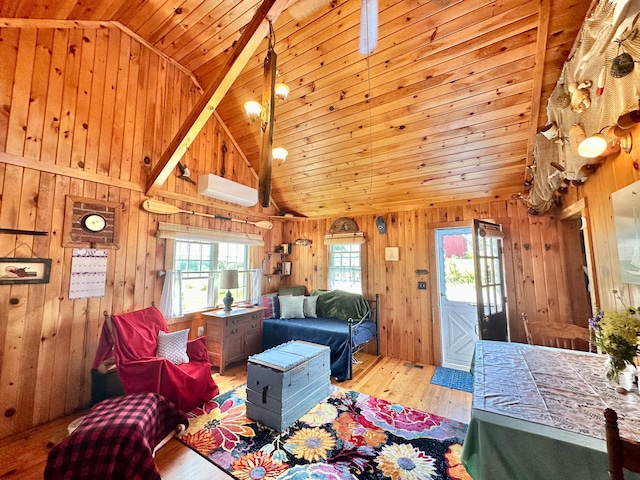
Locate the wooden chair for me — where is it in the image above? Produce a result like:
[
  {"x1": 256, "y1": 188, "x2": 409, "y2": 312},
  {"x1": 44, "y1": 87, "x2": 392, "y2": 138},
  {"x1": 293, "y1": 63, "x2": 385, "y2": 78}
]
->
[
  {"x1": 605, "y1": 408, "x2": 640, "y2": 479},
  {"x1": 521, "y1": 312, "x2": 590, "y2": 351}
]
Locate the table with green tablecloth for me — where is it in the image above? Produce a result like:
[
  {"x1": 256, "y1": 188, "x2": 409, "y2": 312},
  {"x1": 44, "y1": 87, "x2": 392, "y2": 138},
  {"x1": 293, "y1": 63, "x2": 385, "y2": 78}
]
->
[{"x1": 461, "y1": 340, "x2": 640, "y2": 479}]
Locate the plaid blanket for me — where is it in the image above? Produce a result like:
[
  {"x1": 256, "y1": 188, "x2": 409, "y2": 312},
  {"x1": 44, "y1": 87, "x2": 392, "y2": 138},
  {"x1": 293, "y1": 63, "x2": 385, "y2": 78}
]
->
[{"x1": 45, "y1": 392, "x2": 188, "y2": 479}]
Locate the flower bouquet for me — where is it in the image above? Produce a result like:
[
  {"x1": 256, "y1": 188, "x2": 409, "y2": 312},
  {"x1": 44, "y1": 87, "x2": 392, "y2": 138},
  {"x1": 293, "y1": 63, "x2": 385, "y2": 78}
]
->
[{"x1": 590, "y1": 309, "x2": 640, "y2": 384}]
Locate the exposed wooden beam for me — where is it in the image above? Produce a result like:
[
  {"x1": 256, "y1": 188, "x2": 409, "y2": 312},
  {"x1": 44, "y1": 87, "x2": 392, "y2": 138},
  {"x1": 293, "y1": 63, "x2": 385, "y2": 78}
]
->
[
  {"x1": 145, "y1": 0, "x2": 290, "y2": 197},
  {"x1": 0, "y1": 152, "x2": 144, "y2": 192},
  {"x1": 259, "y1": 45, "x2": 277, "y2": 208},
  {"x1": 0, "y1": 18, "x2": 111, "y2": 28},
  {"x1": 525, "y1": 0, "x2": 551, "y2": 167}
]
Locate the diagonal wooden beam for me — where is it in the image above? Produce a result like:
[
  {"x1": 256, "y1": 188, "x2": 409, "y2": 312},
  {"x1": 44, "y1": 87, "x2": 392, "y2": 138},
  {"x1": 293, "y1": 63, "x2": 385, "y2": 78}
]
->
[
  {"x1": 146, "y1": 0, "x2": 290, "y2": 196},
  {"x1": 525, "y1": 0, "x2": 551, "y2": 168}
]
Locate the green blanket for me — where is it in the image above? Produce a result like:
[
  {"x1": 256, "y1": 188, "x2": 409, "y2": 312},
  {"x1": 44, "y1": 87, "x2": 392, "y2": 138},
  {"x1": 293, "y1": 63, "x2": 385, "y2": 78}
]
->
[{"x1": 310, "y1": 289, "x2": 370, "y2": 321}]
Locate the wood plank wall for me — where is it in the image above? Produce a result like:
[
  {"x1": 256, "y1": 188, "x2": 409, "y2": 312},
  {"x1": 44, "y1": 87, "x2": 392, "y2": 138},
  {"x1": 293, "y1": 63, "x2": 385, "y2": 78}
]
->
[
  {"x1": 575, "y1": 124, "x2": 640, "y2": 312},
  {"x1": 0, "y1": 25, "x2": 281, "y2": 440},
  {"x1": 282, "y1": 199, "x2": 578, "y2": 366}
]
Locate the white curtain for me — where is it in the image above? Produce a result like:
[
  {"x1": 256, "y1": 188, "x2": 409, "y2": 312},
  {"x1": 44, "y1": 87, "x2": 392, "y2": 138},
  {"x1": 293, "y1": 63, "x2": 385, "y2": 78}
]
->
[
  {"x1": 249, "y1": 269, "x2": 263, "y2": 305},
  {"x1": 159, "y1": 269, "x2": 183, "y2": 319},
  {"x1": 156, "y1": 222, "x2": 264, "y2": 245}
]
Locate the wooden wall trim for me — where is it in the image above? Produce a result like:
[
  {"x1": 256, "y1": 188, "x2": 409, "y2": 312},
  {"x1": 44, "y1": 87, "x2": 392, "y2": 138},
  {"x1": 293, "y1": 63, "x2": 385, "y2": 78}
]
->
[
  {"x1": 0, "y1": 152, "x2": 144, "y2": 192},
  {"x1": 426, "y1": 217, "x2": 512, "y2": 229},
  {"x1": 0, "y1": 18, "x2": 110, "y2": 28},
  {"x1": 557, "y1": 198, "x2": 587, "y2": 220}
]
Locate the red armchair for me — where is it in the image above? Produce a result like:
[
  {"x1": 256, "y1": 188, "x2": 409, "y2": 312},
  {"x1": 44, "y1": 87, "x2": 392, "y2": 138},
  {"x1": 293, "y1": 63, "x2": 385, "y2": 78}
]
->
[{"x1": 94, "y1": 306, "x2": 218, "y2": 412}]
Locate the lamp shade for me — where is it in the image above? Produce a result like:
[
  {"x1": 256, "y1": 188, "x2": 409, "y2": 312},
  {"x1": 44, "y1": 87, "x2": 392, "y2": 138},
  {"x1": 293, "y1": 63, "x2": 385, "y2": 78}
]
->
[
  {"x1": 244, "y1": 100, "x2": 262, "y2": 121},
  {"x1": 578, "y1": 134, "x2": 607, "y2": 158},
  {"x1": 275, "y1": 83, "x2": 290, "y2": 101},
  {"x1": 220, "y1": 269, "x2": 239, "y2": 290},
  {"x1": 272, "y1": 147, "x2": 288, "y2": 162}
]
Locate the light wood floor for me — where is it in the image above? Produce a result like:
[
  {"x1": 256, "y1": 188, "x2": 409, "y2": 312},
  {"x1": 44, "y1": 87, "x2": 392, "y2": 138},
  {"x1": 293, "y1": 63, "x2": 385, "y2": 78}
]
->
[{"x1": 0, "y1": 353, "x2": 472, "y2": 479}]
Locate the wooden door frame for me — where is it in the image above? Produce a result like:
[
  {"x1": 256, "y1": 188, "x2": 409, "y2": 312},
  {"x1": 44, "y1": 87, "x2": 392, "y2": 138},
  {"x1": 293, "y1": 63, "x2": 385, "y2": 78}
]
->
[
  {"x1": 557, "y1": 198, "x2": 599, "y2": 322},
  {"x1": 428, "y1": 217, "x2": 516, "y2": 366}
]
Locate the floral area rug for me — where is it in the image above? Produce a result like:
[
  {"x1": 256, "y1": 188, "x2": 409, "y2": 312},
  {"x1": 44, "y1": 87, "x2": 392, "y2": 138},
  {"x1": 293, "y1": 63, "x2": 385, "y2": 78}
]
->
[{"x1": 177, "y1": 384, "x2": 471, "y2": 480}]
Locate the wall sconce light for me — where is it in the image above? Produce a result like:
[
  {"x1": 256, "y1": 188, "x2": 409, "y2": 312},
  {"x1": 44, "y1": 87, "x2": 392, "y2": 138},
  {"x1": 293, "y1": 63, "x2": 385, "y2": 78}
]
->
[
  {"x1": 244, "y1": 100, "x2": 262, "y2": 122},
  {"x1": 275, "y1": 83, "x2": 290, "y2": 101},
  {"x1": 578, "y1": 126, "x2": 632, "y2": 158},
  {"x1": 272, "y1": 147, "x2": 288, "y2": 162}
]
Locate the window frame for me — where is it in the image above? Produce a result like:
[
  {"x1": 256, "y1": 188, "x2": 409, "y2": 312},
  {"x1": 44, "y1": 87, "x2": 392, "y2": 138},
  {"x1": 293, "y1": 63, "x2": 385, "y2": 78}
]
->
[
  {"x1": 170, "y1": 239, "x2": 252, "y2": 314},
  {"x1": 327, "y1": 243, "x2": 363, "y2": 294}
]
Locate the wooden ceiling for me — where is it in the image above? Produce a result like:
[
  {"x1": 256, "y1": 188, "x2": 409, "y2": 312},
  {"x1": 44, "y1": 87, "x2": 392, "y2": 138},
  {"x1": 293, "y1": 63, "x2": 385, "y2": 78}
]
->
[{"x1": 1, "y1": 0, "x2": 592, "y2": 218}]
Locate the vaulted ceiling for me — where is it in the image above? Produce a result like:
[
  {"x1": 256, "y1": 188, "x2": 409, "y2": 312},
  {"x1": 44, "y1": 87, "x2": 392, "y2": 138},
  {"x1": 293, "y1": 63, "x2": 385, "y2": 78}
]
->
[{"x1": 1, "y1": 0, "x2": 592, "y2": 218}]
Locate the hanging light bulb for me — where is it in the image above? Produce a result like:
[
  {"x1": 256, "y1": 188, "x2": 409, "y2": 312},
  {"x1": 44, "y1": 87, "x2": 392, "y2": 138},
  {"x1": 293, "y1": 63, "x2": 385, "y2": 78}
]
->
[
  {"x1": 274, "y1": 83, "x2": 290, "y2": 101},
  {"x1": 244, "y1": 101, "x2": 262, "y2": 122},
  {"x1": 272, "y1": 147, "x2": 288, "y2": 162}
]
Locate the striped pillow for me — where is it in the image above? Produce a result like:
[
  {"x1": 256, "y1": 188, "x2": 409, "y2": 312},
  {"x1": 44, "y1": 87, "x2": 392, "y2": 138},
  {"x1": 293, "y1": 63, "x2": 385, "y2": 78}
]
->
[{"x1": 261, "y1": 293, "x2": 280, "y2": 319}]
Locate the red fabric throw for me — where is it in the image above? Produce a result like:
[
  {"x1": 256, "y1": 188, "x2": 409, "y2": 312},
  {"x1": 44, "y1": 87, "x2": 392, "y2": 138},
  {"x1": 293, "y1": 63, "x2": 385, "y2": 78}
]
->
[
  {"x1": 45, "y1": 392, "x2": 188, "y2": 480},
  {"x1": 95, "y1": 306, "x2": 218, "y2": 412}
]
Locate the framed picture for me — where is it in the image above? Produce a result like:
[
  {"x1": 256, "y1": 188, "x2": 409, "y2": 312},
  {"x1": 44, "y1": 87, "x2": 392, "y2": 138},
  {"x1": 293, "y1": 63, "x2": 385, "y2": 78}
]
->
[{"x1": 0, "y1": 258, "x2": 52, "y2": 285}]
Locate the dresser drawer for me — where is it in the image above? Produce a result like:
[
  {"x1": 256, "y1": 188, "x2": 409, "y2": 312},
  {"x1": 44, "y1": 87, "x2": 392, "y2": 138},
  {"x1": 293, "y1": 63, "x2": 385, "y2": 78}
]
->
[{"x1": 202, "y1": 306, "x2": 266, "y2": 375}]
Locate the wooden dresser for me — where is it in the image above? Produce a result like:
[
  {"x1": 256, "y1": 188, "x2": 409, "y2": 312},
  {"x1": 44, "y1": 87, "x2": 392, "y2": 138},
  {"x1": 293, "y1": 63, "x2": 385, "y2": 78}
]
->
[{"x1": 202, "y1": 306, "x2": 265, "y2": 374}]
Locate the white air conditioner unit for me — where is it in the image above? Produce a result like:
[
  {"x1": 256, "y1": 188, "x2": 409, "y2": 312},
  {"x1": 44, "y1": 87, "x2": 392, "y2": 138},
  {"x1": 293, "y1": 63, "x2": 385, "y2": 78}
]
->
[{"x1": 197, "y1": 174, "x2": 258, "y2": 207}]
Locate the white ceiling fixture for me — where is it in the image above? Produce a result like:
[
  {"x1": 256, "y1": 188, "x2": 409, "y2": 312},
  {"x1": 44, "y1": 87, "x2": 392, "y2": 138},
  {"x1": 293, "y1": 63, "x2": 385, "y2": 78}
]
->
[{"x1": 359, "y1": 0, "x2": 378, "y2": 54}]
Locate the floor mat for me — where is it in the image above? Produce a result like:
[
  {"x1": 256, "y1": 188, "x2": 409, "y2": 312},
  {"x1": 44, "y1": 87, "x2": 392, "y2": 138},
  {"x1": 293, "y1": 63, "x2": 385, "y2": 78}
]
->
[{"x1": 430, "y1": 366, "x2": 474, "y2": 393}]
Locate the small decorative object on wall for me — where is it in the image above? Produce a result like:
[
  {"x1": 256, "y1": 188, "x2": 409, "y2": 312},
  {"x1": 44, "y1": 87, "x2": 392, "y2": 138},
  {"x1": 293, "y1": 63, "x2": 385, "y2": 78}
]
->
[
  {"x1": 69, "y1": 248, "x2": 108, "y2": 299},
  {"x1": 329, "y1": 217, "x2": 359, "y2": 234},
  {"x1": 376, "y1": 216, "x2": 386, "y2": 234},
  {"x1": 63, "y1": 196, "x2": 121, "y2": 249},
  {"x1": 0, "y1": 258, "x2": 51, "y2": 285},
  {"x1": 177, "y1": 162, "x2": 196, "y2": 184},
  {"x1": 385, "y1": 247, "x2": 399, "y2": 261},
  {"x1": 612, "y1": 179, "x2": 640, "y2": 285}
]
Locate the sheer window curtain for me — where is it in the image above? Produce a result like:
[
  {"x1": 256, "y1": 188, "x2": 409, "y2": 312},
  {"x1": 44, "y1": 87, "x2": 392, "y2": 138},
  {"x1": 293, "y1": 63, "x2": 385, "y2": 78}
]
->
[
  {"x1": 249, "y1": 269, "x2": 263, "y2": 305},
  {"x1": 159, "y1": 270, "x2": 183, "y2": 319}
]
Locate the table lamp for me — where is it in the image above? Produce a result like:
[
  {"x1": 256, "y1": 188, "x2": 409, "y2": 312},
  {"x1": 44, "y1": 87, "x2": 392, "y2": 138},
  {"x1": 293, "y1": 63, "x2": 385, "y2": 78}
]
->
[{"x1": 220, "y1": 269, "x2": 239, "y2": 312}]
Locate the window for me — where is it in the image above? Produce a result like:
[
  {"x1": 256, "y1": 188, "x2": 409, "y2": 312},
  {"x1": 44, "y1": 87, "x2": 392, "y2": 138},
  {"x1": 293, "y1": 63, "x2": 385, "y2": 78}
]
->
[
  {"x1": 328, "y1": 243, "x2": 362, "y2": 293},
  {"x1": 175, "y1": 240, "x2": 250, "y2": 313}
]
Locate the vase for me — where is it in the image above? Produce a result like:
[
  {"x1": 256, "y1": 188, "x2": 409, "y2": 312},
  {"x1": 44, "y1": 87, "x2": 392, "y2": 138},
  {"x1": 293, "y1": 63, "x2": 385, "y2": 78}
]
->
[{"x1": 604, "y1": 355, "x2": 637, "y2": 391}]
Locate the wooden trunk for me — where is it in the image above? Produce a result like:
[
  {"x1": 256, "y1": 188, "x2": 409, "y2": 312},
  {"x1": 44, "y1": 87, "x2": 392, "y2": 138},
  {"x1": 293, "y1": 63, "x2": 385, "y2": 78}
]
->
[{"x1": 246, "y1": 341, "x2": 331, "y2": 432}]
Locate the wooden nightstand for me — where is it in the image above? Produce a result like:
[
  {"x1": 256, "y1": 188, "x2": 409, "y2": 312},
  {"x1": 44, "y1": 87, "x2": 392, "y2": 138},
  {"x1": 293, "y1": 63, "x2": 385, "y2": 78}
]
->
[{"x1": 202, "y1": 306, "x2": 266, "y2": 374}]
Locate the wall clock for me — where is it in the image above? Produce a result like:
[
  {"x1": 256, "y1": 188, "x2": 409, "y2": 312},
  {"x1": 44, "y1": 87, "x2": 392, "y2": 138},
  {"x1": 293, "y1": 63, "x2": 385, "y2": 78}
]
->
[
  {"x1": 63, "y1": 196, "x2": 121, "y2": 249},
  {"x1": 81, "y1": 213, "x2": 107, "y2": 233}
]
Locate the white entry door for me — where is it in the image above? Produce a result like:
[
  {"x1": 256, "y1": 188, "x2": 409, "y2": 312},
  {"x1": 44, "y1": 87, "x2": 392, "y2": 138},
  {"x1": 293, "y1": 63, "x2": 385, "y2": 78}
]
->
[{"x1": 436, "y1": 228, "x2": 478, "y2": 371}]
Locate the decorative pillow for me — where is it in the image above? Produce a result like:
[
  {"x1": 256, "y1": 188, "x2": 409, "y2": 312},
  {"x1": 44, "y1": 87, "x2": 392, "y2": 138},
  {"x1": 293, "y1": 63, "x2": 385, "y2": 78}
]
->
[
  {"x1": 280, "y1": 295, "x2": 305, "y2": 319},
  {"x1": 303, "y1": 295, "x2": 318, "y2": 318},
  {"x1": 278, "y1": 285, "x2": 306, "y2": 296},
  {"x1": 156, "y1": 329, "x2": 190, "y2": 365},
  {"x1": 261, "y1": 293, "x2": 280, "y2": 319}
]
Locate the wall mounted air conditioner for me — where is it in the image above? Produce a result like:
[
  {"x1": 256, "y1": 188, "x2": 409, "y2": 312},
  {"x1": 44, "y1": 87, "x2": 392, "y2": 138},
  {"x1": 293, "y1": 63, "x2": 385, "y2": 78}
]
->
[{"x1": 197, "y1": 174, "x2": 258, "y2": 207}]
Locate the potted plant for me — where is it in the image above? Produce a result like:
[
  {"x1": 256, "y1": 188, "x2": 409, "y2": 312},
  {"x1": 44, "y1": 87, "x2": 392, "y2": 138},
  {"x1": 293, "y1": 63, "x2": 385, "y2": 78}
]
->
[{"x1": 590, "y1": 309, "x2": 640, "y2": 386}]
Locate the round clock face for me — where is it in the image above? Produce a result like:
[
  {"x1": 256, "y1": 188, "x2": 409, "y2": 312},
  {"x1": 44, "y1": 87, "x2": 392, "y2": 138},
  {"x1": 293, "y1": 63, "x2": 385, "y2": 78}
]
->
[{"x1": 81, "y1": 213, "x2": 107, "y2": 233}]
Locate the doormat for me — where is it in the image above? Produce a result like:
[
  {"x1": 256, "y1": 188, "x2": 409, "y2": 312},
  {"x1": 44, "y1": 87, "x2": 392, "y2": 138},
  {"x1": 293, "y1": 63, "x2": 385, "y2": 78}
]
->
[
  {"x1": 430, "y1": 366, "x2": 474, "y2": 393},
  {"x1": 178, "y1": 384, "x2": 471, "y2": 480}
]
